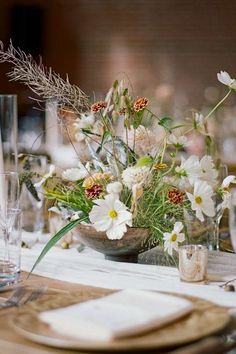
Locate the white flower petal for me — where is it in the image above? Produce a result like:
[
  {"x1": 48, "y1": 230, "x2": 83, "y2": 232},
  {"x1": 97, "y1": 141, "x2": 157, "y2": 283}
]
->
[
  {"x1": 163, "y1": 232, "x2": 171, "y2": 240},
  {"x1": 106, "y1": 223, "x2": 127, "y2": 240},
  {"x1": 116, "y1": 210, "x2": 133, "y2": 224},
  {"x1": 196, "y1": 206, "x2": 204, "y2": 221},
  {"x1": 222, "y1": 175, "x2": 236, "y2": 188},
  {"x1": 177, "y1": 233, "x2": 185, "y2": 243},
  {"x1": 186, "y1": 191, "x2": 194, "y2": 203},
  {"x1": 92, "y1": 219, "x2": 113, "y2": 232},
  {"x1": 174, "y1": 222, "x2": 183, "y2": 234}
]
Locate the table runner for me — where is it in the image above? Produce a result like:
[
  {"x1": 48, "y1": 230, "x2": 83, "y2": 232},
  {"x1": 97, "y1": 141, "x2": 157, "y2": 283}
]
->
[{"x1": 20, "y1": 243, "x2": 236, "y2": 307}]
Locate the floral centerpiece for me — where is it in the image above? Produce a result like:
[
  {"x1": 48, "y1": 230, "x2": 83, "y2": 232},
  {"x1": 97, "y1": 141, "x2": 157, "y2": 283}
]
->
[{"x1": 0, "y1": 42, "x2": 235, "y2": 269}]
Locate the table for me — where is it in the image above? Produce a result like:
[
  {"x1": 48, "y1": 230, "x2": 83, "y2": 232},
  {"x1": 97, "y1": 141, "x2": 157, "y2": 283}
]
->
[
  {"x1": 0, "y1": 273, "x2": 113, "y2": 354},
  {"x1": 2, "y1": 243, "x2": 236, "y2": 353},
  {"x1": 20, "y1": 244, "x2": 236, "y2": 307}
]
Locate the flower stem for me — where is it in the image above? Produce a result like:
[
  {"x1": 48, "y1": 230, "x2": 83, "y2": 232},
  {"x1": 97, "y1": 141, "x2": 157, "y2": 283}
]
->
[{"x1": 205, "y1": 89, "x2": 232, "y2": 120}]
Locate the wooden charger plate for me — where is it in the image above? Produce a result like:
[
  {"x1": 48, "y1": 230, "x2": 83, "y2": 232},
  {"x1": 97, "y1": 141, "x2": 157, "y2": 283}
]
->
[{"x1": 11, "y1": 290, "x2": 230, "y2": 352}]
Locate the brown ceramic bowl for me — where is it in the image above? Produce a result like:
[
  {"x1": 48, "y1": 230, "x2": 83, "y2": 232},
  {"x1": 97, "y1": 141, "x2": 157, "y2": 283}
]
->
[{"x1": 76, "y1": 224, "x2": 150, "y2": 263}]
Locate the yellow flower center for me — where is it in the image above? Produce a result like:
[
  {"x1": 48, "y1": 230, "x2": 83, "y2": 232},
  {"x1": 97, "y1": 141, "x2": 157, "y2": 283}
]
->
[
  {"x1": 171, "y1": 233, "x2": 177, "y2": 242},
  {"x1": 195, "y1": 196, "x2": 202, "y2": 204},
  {"x1": 109, "y1": 210, "x2": 118, "y2": 219},
  {"x1": 154, "y1": 163, "x2": 168, "y2": 170}
]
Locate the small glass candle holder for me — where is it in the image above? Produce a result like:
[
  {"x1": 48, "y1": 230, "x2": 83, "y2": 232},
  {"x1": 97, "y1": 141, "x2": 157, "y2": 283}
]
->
[{"x1": 178, "y1": 245, "x2": 208, "y2": 282}]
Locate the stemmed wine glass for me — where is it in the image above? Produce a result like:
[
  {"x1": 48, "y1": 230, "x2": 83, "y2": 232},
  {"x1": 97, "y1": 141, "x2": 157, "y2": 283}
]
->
[{"x1": 0, "y1": 172, "x2": 20, "y2": 284}]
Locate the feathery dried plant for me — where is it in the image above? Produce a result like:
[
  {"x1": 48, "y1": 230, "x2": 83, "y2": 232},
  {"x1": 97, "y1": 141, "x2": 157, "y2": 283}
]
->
[{"x1": 0, "y1": 41, "x2": 90, "y2": 114}]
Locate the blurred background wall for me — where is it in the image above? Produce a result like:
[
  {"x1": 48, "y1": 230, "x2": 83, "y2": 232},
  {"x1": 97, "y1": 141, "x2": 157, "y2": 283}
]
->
[{"x1": 0, "y1": 0, "x2": 236, "y2": 163}]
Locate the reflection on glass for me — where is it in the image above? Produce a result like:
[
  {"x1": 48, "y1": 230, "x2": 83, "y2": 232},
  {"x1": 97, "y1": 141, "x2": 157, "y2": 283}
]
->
[{"x1": 229, "y1": 188, "x2": 236, "y2": 252}]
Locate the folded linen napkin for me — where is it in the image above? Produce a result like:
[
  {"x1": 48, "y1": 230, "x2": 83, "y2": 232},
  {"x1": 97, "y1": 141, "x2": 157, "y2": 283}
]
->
[{"x1": 39, "y1": 289, "x2": 193, "y2": 342}]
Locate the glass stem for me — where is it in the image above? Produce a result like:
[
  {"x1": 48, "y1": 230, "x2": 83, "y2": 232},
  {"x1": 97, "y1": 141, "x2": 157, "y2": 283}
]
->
[
  {"x1": 3, "y1": 228, "x2": 10, "y2": 263},
  {"x1": 214, "y1": 217, "x2": 221, "y2": 251}
]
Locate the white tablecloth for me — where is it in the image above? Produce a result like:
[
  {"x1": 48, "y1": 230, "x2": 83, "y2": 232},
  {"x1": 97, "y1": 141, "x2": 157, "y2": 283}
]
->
[{"x1": 21, "y1": 242, "x2": 236, "y2": 308}]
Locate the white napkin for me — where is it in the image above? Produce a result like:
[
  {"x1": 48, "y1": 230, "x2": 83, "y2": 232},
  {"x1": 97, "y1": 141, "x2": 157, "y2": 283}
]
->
[{"x1": 39, "y1": 289, "x2": 193, "y2": 342}]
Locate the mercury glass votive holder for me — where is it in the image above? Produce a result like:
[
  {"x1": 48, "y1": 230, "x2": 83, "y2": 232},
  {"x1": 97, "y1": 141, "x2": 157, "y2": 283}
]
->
[{"x1": 178, "y1": 245, "x2": 208, "y2": 282}]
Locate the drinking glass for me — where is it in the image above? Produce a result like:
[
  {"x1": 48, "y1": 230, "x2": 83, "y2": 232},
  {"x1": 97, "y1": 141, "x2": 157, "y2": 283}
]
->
[
  {"x1": 0, "y1": 208, "x2": 22, "y2": 284},
  {"x1": 0, "y1": 172, "x2": 19, "y2": 214},
  {"x1": 0, "y1": 95, "x2": 18, "y2": 171},
  {"x1": 0, "y1": 172, "x2": 20, "y2": 284},
  {"x1": 20, "y1": 155, "x2": 48, "y2": 235},
  {"x1": 179, "y1": 245, "x2": 208, "y2": 282}
]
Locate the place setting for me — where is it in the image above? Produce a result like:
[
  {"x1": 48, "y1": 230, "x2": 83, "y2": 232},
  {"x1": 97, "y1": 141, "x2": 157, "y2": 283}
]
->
[{"x1": 1, "y1": 20, "x2": 236, "y2": 353}]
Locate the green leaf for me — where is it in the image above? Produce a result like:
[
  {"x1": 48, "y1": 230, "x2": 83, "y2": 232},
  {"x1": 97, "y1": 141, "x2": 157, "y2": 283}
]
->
[
  {"x1": 136, "y1": 155, "x2": 153, "y2": 167},
  {"x1": 158, "y1": 117, "x2": 173, "y2": 131},
  {"x1": 171, "y1": 124, "x2": 186, "y2": 130},
  {"x1": 205, "y1": 135, "x2": 212, "y2": 148},
  {"x1": 81, "y1": 128, "x2": 96, "y2": 136},
  {"x1": 19, "y1": 171, "x2": 40, "y2": 201},
  {"x1": 113, "y1": 80, "x2": 118, "y2": 89},
  {"x1": 122, "y1": 88, "x2": 128, "y2": 96},
  {"x1": 96, "y1": 130, "x2": 111, "y2": 154},
  {"x1": 25, "y1": 178, "x2": 41, "y2": 202},
  {"x1": 133, "y1": 111, "x2": 144, "y2": 129},
  {"x1": 29, "y1": 216, "x2": 87, "y2": 276}
]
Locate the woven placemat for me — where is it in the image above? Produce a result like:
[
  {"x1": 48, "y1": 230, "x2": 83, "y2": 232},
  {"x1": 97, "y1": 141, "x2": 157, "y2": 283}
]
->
[{"x1": 11, "y1": 287, "x2": 230, "y2": 352}]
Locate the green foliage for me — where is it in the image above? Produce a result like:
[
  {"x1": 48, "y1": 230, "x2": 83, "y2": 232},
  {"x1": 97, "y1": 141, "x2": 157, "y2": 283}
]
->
[
  {"x1": 96, "y1": 130, "x2": 111, "y2": 154},
  {"x1": 29, "y1": 216, "x2": 88, "y2": 275},
  {"x1": 158, "y1": 117, "x2": 173, "y2": 131},
  {"x1": 136, "y1": 155, "x2": 153, "y2": 167},
  {"x1": 19, "y1": 171, "x2": 41, "y2": 202},
  {"x1": 133, "y1": 110, "x2": 144, "y2": 129},
  {"x1": 19, "y1": 154, "x2": 41, "y2": 201},
  {"x1": 133, "y1": 172, "x2": 186, "y2": 246},
  {"x1": 44, "y1": 178, "x2": 93, "y2": 213}
]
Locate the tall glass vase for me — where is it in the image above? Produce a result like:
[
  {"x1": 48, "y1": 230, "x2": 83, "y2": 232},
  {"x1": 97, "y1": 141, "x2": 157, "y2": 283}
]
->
[
  {"x1": 184, "y1": 191, "x2": 225, "y2": 251},
  {"x1": 0, "y1": 95, "x2": 18, "y2": 171}
]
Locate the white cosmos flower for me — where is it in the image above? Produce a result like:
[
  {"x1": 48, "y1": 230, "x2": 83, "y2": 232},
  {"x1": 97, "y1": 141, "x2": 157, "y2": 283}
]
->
[
  {"x1": 199, "y1": 155, "x2": 218, "y2": 187},
  {"x1": 163, "y1": 222, "x2": 185, "y2": 256},
  {"x1": 217, "y1": 71, "x2": 236, "y2": 90},
  {"x1": 186, "y1": 180, "x2": 215, "y2": 222},
  {"x1": 175, "y1": 155, "x2": 201, "y2": 185},
  {"x1": 62, "y1": 162, "x2": 90, "y2": 181},
  {"x1": 89, "y1": 194, "x2": 132, "y2": 240},
  {"x1": 122, "y1": 166, "x2": 150, "y2": 189},
  {"x1": 167, "y1": 133, "x2": 188, "y2": 148},
  {"x1": 34, "y1": 165, "x2": 55, "y2": 188}
]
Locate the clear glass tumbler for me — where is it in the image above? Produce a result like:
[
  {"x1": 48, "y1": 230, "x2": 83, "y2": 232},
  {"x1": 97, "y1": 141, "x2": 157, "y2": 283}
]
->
[{"x1": 0, "y1": 208, "x2": 22, "y2": 284}]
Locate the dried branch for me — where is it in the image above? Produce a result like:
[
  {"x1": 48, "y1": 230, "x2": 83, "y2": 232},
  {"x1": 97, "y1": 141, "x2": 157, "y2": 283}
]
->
[{"x1": 0, "y1": 41, "x2": 90, "y2": 113}]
